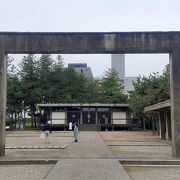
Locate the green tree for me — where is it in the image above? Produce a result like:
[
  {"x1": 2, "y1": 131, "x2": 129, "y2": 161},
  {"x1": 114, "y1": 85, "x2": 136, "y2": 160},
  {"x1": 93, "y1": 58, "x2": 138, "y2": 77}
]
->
[
  {"x1": 37, "y1": 54, "x2": 55, "y2": 103},
  {"x1": 60, "y1": 68, "x2": 87, "y2": 103},
  {"x1": 53, "y1": 55, "x2": 64, "y2": 70},
  {"x1": 129, "y1": 65, "x2": 170, "y2": 118},
  {"x1": 19, "y1": 54, "x2": 39, "y2": 127},
  {"x1": 84, "y1": 78, "x2": 101, "y2": 103},
  {"x1": 98, "y1": 68, "x2": 127, "y2": 103},
  {"x1": 50, "y1": 55, "x2": 66, "y2": 102},
  {"x1": 7, "y1": 56, "x2": 23, "y2": 127}
]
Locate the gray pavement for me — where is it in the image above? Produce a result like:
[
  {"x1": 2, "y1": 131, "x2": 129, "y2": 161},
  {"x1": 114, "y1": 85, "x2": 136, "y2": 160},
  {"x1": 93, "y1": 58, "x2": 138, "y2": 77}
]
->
[
  {"x1": 1, "y1": 131, "x2": 132, "y2": 179},
  {"x1": 46, "y1": 159, "x2": 131, "y2": 180},
  {"x1": 124, "y1": 166, "x2": 180, "y2": 180},
  {"x1": 61, "y1": 131, "x2": 114, "y2": 159},
  {"x1": 100, "y1": 131, "x2": 174, "y2": 160},
  {"x1": 1, "y1": 130, "x2": 179, "y2": 180},
  {"x1": 0, "y1": 164, "x2": 54, "y2": 180},
  {"x1": 45, "y1": 132, "x2": 131, "y2": 179}
]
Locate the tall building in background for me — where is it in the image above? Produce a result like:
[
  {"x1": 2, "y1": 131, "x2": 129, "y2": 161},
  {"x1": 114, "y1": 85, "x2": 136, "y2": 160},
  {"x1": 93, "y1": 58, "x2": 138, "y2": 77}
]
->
[
  {"x1": 68, "y1": 63, "x2": 93, "y2": 80},
  {"x1": 111, "y1": 54, "x2": 137, "y2": 94},
  {"x1": 111, "y1": 54, "x2": 125, "y2": 79}
]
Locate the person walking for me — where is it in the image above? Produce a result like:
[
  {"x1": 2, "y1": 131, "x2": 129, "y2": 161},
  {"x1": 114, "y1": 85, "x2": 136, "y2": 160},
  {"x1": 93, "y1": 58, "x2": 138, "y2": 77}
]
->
[
  {"x1": 73, "y1": 122, "x2": 79, "y2": 142},
  {"x1": 42, "y1": 121, "x2": 52, "y2": 144}
]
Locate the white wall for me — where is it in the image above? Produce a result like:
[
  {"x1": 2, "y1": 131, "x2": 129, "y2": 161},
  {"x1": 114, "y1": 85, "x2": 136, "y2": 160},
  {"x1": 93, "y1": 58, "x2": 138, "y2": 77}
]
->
[
  {"x1": 51, "y1": 112, "x2": 65, "y2": 125},
  {"x1": 112, "y1": 112, "x2": 127, "y2": 124}
]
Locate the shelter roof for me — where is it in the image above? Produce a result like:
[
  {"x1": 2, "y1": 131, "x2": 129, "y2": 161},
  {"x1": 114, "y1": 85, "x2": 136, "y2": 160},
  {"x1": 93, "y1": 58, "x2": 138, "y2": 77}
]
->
[
  {"x1": 37, "y1": 103, "x2": 129, "y2": 108},
  {"x1": 144, "y1": 100, "x2": 170, "y2": 112}
]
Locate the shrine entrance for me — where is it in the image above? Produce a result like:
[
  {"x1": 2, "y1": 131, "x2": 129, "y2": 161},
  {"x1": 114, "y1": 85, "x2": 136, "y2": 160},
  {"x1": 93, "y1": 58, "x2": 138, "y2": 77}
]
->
[{"x1": 0, "y1": 32, "x2": 180, "y2": 157}]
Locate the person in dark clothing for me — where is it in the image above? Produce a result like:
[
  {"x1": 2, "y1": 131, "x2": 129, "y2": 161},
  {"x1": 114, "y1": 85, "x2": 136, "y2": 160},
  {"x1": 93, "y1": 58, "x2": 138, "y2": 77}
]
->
[{"x1": 42, "y1": 121, "x2": 52, "y2": 143}]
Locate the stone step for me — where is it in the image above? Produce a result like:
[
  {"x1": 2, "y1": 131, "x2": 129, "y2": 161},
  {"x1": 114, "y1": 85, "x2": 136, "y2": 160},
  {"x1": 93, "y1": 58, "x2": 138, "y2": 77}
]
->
[
  {"x1": 5, "y1": 145, "x2": 67, "y2": 149},
  {"x1": 79, "y1": 124, "x2": 99, "y2": 131}
]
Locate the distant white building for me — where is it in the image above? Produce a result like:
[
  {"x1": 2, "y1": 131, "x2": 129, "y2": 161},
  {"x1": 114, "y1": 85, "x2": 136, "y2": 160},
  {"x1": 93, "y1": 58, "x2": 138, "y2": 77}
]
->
[
  {"x1": 111, "y1": 54, "x2": 137, "y2": 94},
  {"x1": 68, "y1": 63, "x2": 93, "y2": 80},
  {"x1": 123, "y1": 77, "x2": 137, "y2": 93}
]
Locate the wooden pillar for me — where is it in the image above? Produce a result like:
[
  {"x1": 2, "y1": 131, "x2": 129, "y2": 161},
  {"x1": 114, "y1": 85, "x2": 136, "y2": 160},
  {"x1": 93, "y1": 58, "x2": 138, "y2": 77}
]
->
[
  {"x1": 95, "y1": 107, "x2": 98, "y2": 125},
  {"x1": 166, "y1": 110, "x2": 171, "y2": 140},
  {"x1": 80, "y1": 107, "x2": 83, "y2": 124},
  {"x1": 152, "y1": 116, "x2": 155, "y2": 134},
  {"x1": 143, "y1": 117, "x2": 146, "y2": 131},
  {"x1": 159, "y1": 111, "x2": 166, "y2": 140}
]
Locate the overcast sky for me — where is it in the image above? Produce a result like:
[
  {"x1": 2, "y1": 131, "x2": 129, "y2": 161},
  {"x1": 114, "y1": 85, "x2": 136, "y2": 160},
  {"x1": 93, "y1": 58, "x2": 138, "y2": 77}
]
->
[{"x1": 1, "y1": 0, "x2": 179, "y2": 77}]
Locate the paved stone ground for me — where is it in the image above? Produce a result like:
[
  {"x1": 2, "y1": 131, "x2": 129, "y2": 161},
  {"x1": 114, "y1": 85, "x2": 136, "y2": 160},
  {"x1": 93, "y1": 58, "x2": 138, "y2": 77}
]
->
[
  {"x1": 1, "y1": 131, "x2": 73, "y2": 160},
  {"x1": 0, "y1": 164, "x2": 54, "y2": 180},
  {"x1": 3, "y1": 130, "x2": 173, "y2": 160},
  {"x1": 45, "y1": 132, "x2": 130, "y2": 180},
  {"x1": 46, "y1": 159, "x2": 130, "y2": 180},
  {"x1": 100, "y1": 131, "x2": 173, "y2": 160},
  {"x1": 6, "y1": 131, "x2": 72, "y2": 147},
  {"x1": 124, "y1": 166, "x2": 180, "y2": 180},
  {"x1": 61, "y1": 131, "x2": 114, "y2": 159},
  {"x1": 1, "y1": 130, "x2": 180, "y2": 180}
]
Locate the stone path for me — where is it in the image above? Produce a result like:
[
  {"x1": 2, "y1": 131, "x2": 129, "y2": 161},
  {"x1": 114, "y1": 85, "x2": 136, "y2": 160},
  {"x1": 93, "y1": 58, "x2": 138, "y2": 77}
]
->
[
  {"x1": 61, "y1": 131, "x2": 114, "y2": 159},
  {"x1": 46, "y1": 159, "x2": 131, "y2": 180},
  {"x1": 46, "y1": 132, "x2": 131, "y2": 180}
]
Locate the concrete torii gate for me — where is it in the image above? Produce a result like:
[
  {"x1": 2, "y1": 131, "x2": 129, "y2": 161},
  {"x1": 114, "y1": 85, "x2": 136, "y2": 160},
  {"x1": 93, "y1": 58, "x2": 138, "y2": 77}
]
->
[{"x1": 0, "y1": 32, "x2": 180, "y2": 157}]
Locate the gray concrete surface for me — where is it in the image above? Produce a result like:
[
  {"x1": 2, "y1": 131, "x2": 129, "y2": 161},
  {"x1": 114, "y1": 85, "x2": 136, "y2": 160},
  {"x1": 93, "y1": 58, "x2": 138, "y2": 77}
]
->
[
  {"x1": 100, "y1": 131, "x2": 174, "y2": 160},
  {"x1": 170, "y1": 48, "x2": 180, "y2": 157},
  {"x1": 0, "y1": 131, "x2": 131, "y2": 179},
  {"x1": 124, "y1": 166, "x2": 180, "y2": 180},
  {"x1": 1, "y1": 131, "x2": 72, "y2": 160},
  {"x1": 0, "y1": 32, "x2": 177, "y2": 54},
  {"x1": 61, "y1": 131, "x2": 114, "y2": 159},
  {"x1": 0, "y1": 164, "x2": 54, "y2": 180},
  {"x1": 1, "y1": 131, "x2": 180, "y2": 179},
  {"x1": 46, "y1": 159, "x2": 131, "y2": 180},
  {"x1": 0, "y1": 52, "x2": 6, "y2": 156}
]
